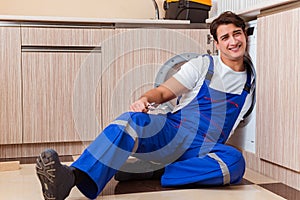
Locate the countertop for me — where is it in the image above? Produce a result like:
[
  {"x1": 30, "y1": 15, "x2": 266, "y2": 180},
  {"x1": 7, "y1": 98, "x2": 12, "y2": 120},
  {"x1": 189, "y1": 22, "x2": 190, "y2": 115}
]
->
[
  {"x1": 0, "y1": 15, "x2": 189, "y2": 25},
  {"x1": 0, "y1": 15, "x2": 210, "y2": 29},
  {"x1": 206, "y1": 0, "x2": 298, "y2": 23}
]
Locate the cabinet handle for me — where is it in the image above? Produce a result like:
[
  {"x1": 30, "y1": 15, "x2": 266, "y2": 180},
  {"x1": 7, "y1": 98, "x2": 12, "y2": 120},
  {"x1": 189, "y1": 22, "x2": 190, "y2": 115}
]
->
[{"x1": 21, "y1": 46, "x2": 101, "y2": 53}]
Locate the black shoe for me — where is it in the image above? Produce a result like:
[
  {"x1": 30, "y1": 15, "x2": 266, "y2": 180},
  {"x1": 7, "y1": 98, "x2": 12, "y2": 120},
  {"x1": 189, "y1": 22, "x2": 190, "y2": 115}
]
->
[
  {"x1": 114, "y1": 158, "x2": 165, "y2": 182},
  {"x1": 36, "y1": 149, "x2": 75, "y2": 200}
]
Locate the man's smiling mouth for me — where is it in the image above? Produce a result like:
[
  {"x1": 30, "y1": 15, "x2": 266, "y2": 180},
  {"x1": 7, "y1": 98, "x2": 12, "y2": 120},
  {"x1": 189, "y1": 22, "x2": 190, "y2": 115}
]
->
[{"x1": 229, "y1": 44, "x2": 242, "y2": 52}]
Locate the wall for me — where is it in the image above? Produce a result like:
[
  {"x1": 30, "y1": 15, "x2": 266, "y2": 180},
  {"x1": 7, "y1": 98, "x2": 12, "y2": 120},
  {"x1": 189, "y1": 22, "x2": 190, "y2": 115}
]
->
[{"x1": 0, "y1": 0, "x2": 166, "y2": 19}]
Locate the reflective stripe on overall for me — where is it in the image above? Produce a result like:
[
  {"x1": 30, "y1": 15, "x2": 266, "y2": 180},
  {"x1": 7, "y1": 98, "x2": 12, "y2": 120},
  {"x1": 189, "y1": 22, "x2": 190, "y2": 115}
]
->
[{"x1": 71, "y1": 55, "x2": 252, "y2": 199}]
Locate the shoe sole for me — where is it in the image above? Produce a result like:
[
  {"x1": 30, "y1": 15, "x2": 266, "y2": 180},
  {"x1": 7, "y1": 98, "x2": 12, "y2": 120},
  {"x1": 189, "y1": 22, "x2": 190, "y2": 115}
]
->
[{"x1": 36, "y1": 149, "x2": 59, "y2": 200}]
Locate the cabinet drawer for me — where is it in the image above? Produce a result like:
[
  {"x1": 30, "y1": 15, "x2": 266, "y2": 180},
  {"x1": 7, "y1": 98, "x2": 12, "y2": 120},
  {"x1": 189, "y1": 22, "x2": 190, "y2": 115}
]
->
[{"x1": 21, "y1": 27, "x2": 112, "y2": 46}]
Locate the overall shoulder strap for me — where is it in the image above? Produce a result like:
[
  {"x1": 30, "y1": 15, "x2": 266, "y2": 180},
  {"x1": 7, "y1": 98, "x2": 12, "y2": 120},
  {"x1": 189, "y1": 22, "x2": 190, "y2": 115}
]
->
[
  {"x1": 202, "y1": 54, "x2": 214, "y2": 81},
  {"x1": 202, "y1": 54, "x2": 256, "y2": 119},
  {"x1": 243, "y1": 55, "x2": 256, "y2": 119}
]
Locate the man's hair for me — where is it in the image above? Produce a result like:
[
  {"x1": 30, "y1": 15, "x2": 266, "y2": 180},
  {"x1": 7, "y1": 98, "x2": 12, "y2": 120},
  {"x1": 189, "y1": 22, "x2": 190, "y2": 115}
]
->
[{"x1": 210, "y1": 11, "x2": 246, "y2": 42}]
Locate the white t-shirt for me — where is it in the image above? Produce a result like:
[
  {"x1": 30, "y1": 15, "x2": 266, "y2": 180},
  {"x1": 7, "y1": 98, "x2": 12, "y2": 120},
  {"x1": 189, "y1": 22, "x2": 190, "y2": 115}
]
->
[{"x1": 172, "y1": 55, "x2": 254, "y2": 135}]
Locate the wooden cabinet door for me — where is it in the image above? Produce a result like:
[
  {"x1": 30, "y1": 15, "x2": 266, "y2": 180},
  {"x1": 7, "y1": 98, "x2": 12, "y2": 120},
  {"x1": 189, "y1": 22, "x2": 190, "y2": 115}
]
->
[
  {"x1": 0, "y1": 26, "x2": 22, "y2": 144},
  {"x1": 22, "y1": 52, "x2": 102, "y2": 143},
  {"x1": 256, "y1": 7, "x2": 300, "y2": 172},
  {"x1": 101, "y1": 28, "x2": 212, "y2": 127}
]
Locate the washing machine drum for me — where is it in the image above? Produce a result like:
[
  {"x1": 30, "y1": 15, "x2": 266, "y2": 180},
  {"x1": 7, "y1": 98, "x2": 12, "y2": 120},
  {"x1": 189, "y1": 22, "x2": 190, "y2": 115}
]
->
[{"x1": 154, "y1": 53, "x2": 200, "y2": 113}]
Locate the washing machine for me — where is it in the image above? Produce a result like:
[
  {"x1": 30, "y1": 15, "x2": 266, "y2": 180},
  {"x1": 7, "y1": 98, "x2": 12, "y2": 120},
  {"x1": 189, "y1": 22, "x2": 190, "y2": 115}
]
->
[{"x1": 152, "y1": 52, "x2": 200, "y2": 113}]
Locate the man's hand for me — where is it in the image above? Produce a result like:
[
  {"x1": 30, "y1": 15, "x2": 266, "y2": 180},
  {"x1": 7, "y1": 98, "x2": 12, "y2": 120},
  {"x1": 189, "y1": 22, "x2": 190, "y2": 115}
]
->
[
  {"x1": 130, "y1": 97, "x2": 149, "y2": 113},
  {"x1": 129, "y1": 78, "x2": 185, "y2": 113}
]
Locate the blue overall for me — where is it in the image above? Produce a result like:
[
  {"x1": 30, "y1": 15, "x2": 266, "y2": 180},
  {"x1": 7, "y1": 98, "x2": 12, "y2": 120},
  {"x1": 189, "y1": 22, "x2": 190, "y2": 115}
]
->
[{"x1": 71, "y1": 55, "x2": 252, "y2": 199}]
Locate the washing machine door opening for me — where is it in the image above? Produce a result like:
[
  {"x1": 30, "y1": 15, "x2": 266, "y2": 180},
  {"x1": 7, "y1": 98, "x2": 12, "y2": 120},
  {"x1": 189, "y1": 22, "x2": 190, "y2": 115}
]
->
[{"x1": 154, "y1": 53, "x2": 201, "y2": 113}]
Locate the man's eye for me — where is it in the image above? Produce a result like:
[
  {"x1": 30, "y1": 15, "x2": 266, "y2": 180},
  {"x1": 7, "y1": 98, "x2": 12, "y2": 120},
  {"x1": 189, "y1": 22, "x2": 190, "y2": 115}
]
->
[{"x1": 221, "y1": 36, "x2": 228, "y2": 41}]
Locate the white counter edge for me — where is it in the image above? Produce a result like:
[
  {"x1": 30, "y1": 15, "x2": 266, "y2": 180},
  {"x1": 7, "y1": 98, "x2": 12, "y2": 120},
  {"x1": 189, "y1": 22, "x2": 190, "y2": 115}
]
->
[
  {"x1": 206, "y1": 0, "x2": 298, "y2": 23},
  {"x1": 0, "y1": 15, "x2": 190, "y2": 25}
]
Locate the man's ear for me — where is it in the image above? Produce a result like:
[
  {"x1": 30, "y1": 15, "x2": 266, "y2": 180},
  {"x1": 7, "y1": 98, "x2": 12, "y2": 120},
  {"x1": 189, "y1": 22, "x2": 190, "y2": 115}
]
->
[
  {"x1": 214, "y1": 40, "x2": 219, "y2": 50},
  {"x1": 244, "y1": 30, "x2": 248, "y2": 43}
]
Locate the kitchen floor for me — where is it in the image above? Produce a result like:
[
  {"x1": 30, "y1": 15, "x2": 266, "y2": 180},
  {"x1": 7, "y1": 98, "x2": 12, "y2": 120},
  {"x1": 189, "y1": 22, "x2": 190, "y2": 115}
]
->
[{"x1": 0, "y1": 157, "x2": 299, "y2": 200}]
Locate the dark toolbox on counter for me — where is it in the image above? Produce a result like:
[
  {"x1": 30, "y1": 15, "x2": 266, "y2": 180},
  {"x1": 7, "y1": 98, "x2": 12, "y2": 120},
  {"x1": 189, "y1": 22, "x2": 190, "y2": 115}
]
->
[{"x1": 164, "y1": 0, "x2": 212, "y2": 23}]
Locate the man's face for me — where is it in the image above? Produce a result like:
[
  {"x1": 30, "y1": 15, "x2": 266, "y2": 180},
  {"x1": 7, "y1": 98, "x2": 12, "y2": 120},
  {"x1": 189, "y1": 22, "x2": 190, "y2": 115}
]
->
[{"x1": 215, "y1": 24, "x2": 247, "y2": 64}]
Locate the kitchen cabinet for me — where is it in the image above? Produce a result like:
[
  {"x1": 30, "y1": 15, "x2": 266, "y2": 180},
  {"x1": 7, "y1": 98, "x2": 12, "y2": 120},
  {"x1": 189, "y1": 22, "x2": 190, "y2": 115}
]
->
[
  {"x1": 101, "y1": 28, "x2": 213, "y2": 126},
  {"x1": 0, "y1": 26, "x2": 22, "y2": 144},
  {"x1": 22, "y1": 26, "x2": 116, "y2": 144},
  {"x1": 20, "y1": 27, "x2": 114, "y2": 143},
  {"x1": 22, "y1": 52, "x2": 102, "y2": 143},
  {"x1": 0, "y1": 21, "x2": 212, "y2": 158},
  {"x1": 256, "y1": 6, "x2": 300, "y2": 172}
]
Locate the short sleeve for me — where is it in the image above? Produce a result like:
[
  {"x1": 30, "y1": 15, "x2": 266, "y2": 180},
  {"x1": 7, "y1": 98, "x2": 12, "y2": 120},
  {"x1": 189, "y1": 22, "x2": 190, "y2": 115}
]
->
[{"x1": 172, "y1": 56, "x2": 205, "y2": 90}]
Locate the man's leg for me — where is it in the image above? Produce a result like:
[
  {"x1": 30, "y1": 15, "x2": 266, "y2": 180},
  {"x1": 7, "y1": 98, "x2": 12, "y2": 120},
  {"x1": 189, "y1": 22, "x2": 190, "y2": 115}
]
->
[
  {"x1": 114, "y1": 157, "x2": 165, "y2": 181},
  {"x1": 71, "y1": 111, "x2": 187, "y2": 198},
  {"x1": 161, "y1": 144, "x2": 246, "y2": 187},
  {"x1": 36, "y1": 111, "x2": 185, "y2": 199}
]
